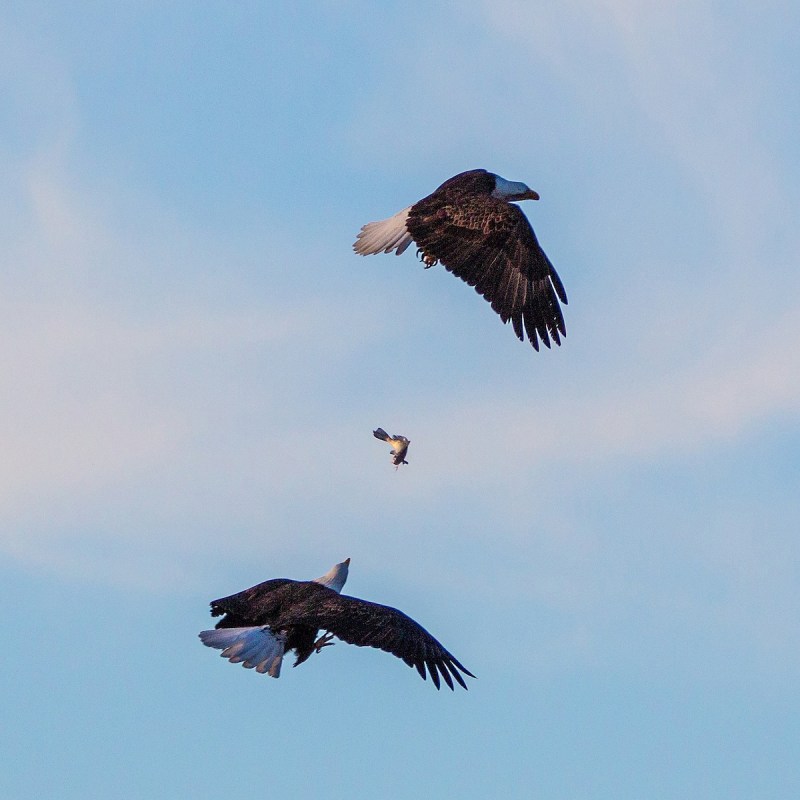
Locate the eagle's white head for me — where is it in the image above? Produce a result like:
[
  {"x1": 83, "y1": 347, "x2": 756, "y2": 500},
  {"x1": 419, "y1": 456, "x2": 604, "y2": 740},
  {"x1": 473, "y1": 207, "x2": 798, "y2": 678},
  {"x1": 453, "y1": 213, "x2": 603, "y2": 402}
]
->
[
  {"x1": 313, "y1": 557, "x2": 350, "y2": 593},
  {"x1": 491, "y1": 174, "x2": 540, "y2": 202}
]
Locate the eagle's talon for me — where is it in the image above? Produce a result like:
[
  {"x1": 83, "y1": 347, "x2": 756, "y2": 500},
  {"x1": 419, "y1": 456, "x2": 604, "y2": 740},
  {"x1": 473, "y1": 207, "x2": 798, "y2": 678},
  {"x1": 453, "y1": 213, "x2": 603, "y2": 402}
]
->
[
  {"x1": 314, "y1": 633, "x2": 335, "y2": 653},
  {"x1": 416, "y1": 248, "x2": 438, "y2": 268}
]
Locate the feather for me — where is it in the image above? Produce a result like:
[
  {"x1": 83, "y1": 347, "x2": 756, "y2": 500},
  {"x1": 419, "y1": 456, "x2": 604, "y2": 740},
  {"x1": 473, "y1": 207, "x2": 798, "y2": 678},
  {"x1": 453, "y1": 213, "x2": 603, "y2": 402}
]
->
[
  {"x1": 353, "y1": 207, "x2": 413, "y2": 255},
  {"x1": 199, "y1": 627, "x2": 287, "y2": 679}
]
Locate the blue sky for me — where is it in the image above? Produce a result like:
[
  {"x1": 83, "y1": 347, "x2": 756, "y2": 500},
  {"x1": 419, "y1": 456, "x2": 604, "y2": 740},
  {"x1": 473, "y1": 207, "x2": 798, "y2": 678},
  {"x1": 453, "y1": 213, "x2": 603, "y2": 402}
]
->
[{"x1": 2, "y1": 2, "x2": 799, "y2": 798}]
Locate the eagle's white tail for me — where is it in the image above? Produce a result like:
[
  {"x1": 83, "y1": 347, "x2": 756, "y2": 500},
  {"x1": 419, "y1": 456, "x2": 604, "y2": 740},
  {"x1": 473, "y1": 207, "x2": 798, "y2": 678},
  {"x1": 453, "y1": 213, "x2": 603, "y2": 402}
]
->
[
  {"x1": 353, "y1": 206, "x2": 413, "y2": 256},
  {"x1": 199, "y1": 627, "x2": 287, "y2": 678}
]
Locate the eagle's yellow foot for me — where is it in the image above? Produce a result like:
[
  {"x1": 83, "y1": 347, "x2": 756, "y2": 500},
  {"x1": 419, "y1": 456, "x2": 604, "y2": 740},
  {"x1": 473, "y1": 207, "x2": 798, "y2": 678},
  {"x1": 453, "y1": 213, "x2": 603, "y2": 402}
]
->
[
  {"x1": 416, "y1": 248, "x2": 438, "y2": 268},
  {"x1": 314, "y1": 632, "x2": 335, "y2": 653}
]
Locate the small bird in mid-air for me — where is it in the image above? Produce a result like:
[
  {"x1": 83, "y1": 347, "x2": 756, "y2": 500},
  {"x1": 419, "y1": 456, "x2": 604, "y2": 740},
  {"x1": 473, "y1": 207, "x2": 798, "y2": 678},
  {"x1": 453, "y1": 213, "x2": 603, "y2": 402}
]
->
[
  {"x1": 199, "y1": 558, "x2": 474, "y2": 690},
  {"x1": 354, "y1": 168, "x2": 567, "y2": 350},
  {"x1": 373, "y1": 427, "x2": 410, "y2": 468}
]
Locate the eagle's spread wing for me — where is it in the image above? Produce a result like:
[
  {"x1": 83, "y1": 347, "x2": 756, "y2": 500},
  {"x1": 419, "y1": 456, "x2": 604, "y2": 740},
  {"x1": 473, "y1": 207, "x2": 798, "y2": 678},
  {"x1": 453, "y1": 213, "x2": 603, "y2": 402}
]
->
[
  {"x1": 286, "y1": 592, "x2": 474, "y2": 690},
  {"x1": 406, "y1": 195, "x2": 567, "y2": 350}
]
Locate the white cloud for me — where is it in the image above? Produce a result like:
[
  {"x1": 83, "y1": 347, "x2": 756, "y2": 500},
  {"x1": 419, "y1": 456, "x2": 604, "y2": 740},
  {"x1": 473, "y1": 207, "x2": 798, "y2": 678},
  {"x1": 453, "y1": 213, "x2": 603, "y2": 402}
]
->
[
  {"x1": 411, "y1": 300, "x2": 800, "y2": 487},
  {"x1": 0, "y1": 132, "x2": 387, "y2": 583}
]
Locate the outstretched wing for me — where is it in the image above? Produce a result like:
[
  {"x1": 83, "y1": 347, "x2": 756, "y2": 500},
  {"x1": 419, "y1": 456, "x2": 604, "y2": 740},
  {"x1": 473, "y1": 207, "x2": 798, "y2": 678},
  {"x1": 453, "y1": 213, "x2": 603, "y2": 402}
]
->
[
  {"x1": 406, "y1": 195, "x2": 567, "y2": 350},
  {"x1": 287, "y1": 592, "x2": 474, "y2": 690}
]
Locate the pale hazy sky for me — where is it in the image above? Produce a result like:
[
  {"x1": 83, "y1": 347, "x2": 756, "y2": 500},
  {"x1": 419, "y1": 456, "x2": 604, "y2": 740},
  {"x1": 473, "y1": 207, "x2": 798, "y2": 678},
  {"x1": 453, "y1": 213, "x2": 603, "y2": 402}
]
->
[{"x1": 2, "y1": 3, "x2": 799, "y2": 799}]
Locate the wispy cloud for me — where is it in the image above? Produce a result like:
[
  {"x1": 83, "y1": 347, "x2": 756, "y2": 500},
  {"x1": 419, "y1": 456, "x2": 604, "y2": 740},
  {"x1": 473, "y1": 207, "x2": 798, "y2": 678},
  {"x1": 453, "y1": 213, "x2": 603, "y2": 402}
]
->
[
  {"x1": 2, "y1": 3, "x2": 797, "y2": 648},
  {"x1": 0, "y1": 134, "x2": 385, "y2": 583},
  {"x1": 423, "y1": 312, "x2": 800, "y2": 480}
]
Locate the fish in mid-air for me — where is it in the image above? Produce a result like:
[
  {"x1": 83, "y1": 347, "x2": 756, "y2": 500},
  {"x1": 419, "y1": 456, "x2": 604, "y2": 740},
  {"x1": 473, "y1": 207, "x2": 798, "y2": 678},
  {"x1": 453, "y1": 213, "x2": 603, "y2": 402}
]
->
[{"x1": 373, "y1": 427, "x2": 410, "y2": 468}]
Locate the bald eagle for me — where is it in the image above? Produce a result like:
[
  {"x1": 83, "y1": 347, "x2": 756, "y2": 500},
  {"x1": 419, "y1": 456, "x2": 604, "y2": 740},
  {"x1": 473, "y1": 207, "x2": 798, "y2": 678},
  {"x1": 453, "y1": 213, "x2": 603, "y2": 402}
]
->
[
  {"x1": 354, "y1": 169, "x2": 567, "y2": 350},
  {"x1": 199, "y1": 559, "x2": 474, "y2": 690},
  {"x1": 373, "y1": 427, "x2": 410, "y2": 468}
]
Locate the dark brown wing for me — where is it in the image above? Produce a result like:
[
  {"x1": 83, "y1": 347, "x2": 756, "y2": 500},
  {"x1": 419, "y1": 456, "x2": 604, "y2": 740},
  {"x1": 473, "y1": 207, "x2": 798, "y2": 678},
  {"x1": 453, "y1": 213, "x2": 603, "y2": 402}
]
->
[
  {"x1": 406, "y1": 194, "x2": 567, "y2": 350},
  {"x1": 284, "y1": 592, "x2": 474, "y2": 690},
  {"x1": 210, "y1": 578, "x2": 295, "y2": 627}
]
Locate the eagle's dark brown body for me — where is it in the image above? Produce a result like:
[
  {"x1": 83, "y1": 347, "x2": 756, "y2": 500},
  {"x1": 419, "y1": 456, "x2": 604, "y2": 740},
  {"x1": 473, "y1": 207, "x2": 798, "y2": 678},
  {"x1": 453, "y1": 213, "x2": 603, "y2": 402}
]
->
[{"x1": 211, "y1": 578, "x2": 320, "y2": 666}]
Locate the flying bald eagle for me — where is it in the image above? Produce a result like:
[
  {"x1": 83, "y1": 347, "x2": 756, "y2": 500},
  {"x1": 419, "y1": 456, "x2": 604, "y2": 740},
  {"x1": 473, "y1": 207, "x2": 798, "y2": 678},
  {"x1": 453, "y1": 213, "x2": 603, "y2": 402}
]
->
[
  {"x1": 373, "y1": 427, "x2": 410, "y2": 468},
  {"x1": 199, "y1": 559, "x2": 474, "y2": 690},
  {"x1": 354, "y1": 169, "x2": 567, "y2": 350}
]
